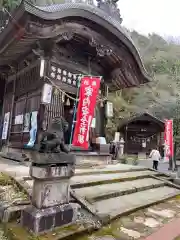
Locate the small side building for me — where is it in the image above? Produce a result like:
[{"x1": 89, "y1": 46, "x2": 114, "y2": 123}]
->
[{"x1": 118, "y1": 113, "x2": 164, "y2": 156}]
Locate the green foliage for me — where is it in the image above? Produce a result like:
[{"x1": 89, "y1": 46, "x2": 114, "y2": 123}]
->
[
  {"x1": 118, "y1": 156, "x2": 128, "y2": 164},
  {"x1": 117, "y1": 155, "x2": 138, "y2": 165},
  {"x1": 108, "y1": 31, "x2": 180, "y2": 141},
  {"x1": 132, "y1": 156, "x2": 138, "y2": 165},
  {"x1": 0, "y1": 0, "x2": 21, "y2": 11},
  {"x1": 108, "y1": 30, "x2": 180, "y2": 158}
]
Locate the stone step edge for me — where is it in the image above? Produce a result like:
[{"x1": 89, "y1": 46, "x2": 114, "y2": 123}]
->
[
  {"x1": 71, "y1": 172, "x2": 161, "y2": 189},
  {"x1": 147, "y1": 168, "x2": 173, "y2": 178},
  {"x1": 107, "y1": 190, "x2": 180, "y2": 222},
  {"x1": 21, "y1": 167, "x2": 149, "y2": 178},
  {"x1": 70, "y1": 190, "x2": 108, "y2": 223},
  {"x1": 85, "y1": 181, "x2": 166, "y2": 203},
  {"x1": 74, "y1": 168, "x2": 148, "y2": 176},
  {"x1": 151, "y1": 175, "x2": 180, "y2": 191}
]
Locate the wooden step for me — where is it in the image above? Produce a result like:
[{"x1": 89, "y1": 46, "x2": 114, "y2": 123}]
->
[
  {"x1": 93, "y1": 186, "x2": 180, "y2": 220},
  {"x1": 71, "y1": 170, "x2": 160, "y2": 188},
  {"x1": 74, "y1": 178, "x2": 165, "y2": 202}
]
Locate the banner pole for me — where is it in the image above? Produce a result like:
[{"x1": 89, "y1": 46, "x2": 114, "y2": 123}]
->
[{"x1": 69, "y1": 76, "x2": 81, "y2": 148}]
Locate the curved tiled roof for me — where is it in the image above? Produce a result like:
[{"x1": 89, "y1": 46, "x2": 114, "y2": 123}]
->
[
  {"x1": 0, "y1": 1, "x2": 151, "y2": 90},
  {"x1": 118, "y1": 113, "x2": 165, "y2": 131},
  {"x1": 24, "y1": 1, "x2": 150, "y2": 83}
]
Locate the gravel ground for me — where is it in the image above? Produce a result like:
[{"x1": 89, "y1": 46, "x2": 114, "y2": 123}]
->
[{"x1": 0, "y1": 229, "x2": 7, "y2": 240}]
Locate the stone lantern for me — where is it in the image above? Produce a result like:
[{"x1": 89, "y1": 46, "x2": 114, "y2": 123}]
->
[
  {"x1": 119, "y1": 137, "x2": 125, "y2": 156},
  {"x1": 21, "y1": 117, "x2": 80, "y2": 234}
]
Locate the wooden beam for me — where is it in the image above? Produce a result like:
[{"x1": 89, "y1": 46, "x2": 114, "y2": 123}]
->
[
  {"x1": 7, "y1": 60, "x2": 40, "y2": 82},
  {"x1": 51, "y1": 55, "x2": 102, "y2": 76}
]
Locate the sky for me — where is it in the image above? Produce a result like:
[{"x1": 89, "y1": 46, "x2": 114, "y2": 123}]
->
[{"x1": 119, "y1": 0, "x2": 180, "y2": 37}]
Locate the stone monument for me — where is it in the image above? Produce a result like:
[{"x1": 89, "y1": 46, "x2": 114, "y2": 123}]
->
[{"x1": 21, "y1": 117, "x2": 80, "y2": 234}]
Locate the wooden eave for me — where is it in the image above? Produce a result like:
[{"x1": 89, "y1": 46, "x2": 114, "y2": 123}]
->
[{"x1": 0, "y1": 1, "x2": 151, "y2": 91}]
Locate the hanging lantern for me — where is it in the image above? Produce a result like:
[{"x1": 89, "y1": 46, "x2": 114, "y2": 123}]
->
[
  {"x1": 40, "y1": 58, "x2": 45, "y2": 77},
  {"x1": 105, "y1": 101, "x2": 113, "y2": 117},
  {"x1": 100, "y1": 100, "x2": 104, "y2": 107},
  {"x1": 62, "y1": 92, "x2": 65, "y2": 102},
  {"x1": 106, "y1": 85, "x2": 109, "y2": 97},
  {"x1": 65, "y1": 98, "x2": 70, "y2": 106},
  {"x1": 54, "y1": 88, "x2": 59, "y2": 96}
]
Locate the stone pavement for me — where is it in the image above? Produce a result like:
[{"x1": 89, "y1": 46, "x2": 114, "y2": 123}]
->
[
  {"x1": 142, "y1": 217, "x2": 180, "y2": 240},
  {"x1": 0, "y1": 157, "x2": 30, "y2": 179},
  {"x1": 0, "y1": 157, "x2": 146, "y2": 180},
  {"x1": 75, "y1": 198, "x2": 180, "y2": 240},
  {"x1": 138, "y1": 159, "x2": 172, "y2": 174}
]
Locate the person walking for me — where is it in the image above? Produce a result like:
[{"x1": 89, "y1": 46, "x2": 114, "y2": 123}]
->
[{"x1": 149, "y1": 147, "x2": 161, "y2": 170}]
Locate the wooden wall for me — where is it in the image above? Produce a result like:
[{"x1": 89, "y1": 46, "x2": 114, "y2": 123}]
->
[
  {"x1": 1, "y1": 59, "x2": 107, "y2": 148},
  {"x1": 2, "y1": 63, "x2": 42, "y2": 147}
]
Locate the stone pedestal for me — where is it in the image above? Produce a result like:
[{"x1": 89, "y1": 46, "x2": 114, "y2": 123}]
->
[
  {"x1": 22, "y1": 203, "x2": 80, "y2": 234},
  {"x1": 30, "y1": 164, "x2": 74, "y2": 208},
  {"x1": 177, "y1": 165, "x2": 180, "y2": 178},
  {"x1": 21, "y1": 152, "x2": 80, "y2": 234}
]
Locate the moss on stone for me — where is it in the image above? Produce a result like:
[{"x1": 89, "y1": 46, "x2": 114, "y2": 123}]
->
[
  {"x1": 75, "y1": 220, "x2": 122, "y2": 240},
  {"x1": 3, "y1": 223, "x2": 36, "y2": 240},
  {"x1": 2, "y1": 222, "x2": 88, "y2": 240},
  {"x1": 175, "y1": 195, "x2": 180, "y2": 200},
  {"x1": 0, "y1": 173, "x2": 13, "y2": 186},
  {"x1": 0, "y1": 225, "x2": 8, "y2": 240},
  {"x1": 174, "y1": 237, "x2": 180, "y2": 240},
  {"x1": 0, "y1": 172, "x2": 29, "y2": 201}
]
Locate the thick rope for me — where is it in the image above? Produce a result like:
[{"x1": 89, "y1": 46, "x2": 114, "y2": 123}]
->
[{"x1": 45, "y1": 76, "x2": 107, "y2": 103}]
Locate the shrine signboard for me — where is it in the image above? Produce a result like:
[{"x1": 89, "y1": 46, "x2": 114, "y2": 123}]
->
[
  {"x1": 1, "y1": 112, "x2": 10, "y2": 140},
  {"x1": 164, "y1": 119, "x2": 173, "y2": 161},
  {"x1": 72, "y1": 76, "x2": 101, "y2": 149}
]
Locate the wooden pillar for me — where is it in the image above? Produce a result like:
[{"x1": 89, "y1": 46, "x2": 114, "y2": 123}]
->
[
  {"x1": 95, "y1": 103, "x2": 105, "y2": 137},
  {"x1": 6, "y1": 76, "x2": 16, "y2": 147},
  {"x1": 125, "y1": 125, "x2": 128, "y2": 154}
]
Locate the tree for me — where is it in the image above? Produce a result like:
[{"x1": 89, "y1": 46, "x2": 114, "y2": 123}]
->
[
  {"x1": 109, "y1": 31, "x2": 180, "y2": 143},
  {"x1": 0, "y1": 0, "x2": 20, "y2": 11}
]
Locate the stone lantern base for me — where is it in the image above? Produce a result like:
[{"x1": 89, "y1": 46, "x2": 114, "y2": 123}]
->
[
  {"x1": 21, "y1": 152, "x2": 78, "y2": 234},
  {"x1": 21, "y1": 203, "x2": 80, "y2": 234}
]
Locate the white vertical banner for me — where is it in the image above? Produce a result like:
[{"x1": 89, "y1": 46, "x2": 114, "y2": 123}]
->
[
  {"x1": 41, "y1": 83, "x2": 52, "y2": 104},
  {"x1": 26, "y1": 111, "x2": 38, "y2": 147},
  {"x1": 2, "y1": 112, "x2": 10, "y2": 140}
]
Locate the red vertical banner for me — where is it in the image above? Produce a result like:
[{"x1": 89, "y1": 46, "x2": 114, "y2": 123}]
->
[
  {"x1": 72, "y1": 76, "x2": 101, "y2": 149},
  {"x1": 164, "y1": 119, "x2": 174, "y2": 160}
]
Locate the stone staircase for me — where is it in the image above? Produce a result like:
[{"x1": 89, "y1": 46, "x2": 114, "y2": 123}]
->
[
  {"x1": 12, "y1": 163, "x2": 180, "y2": 223},
  {"x1": 74, "y1": 178, "x2": 166, "y2": 202},
  {"x1": 0, "y1": 159, "x2": 180, "y2": 239},
  {"x1": 70, "y1": 166, "x2": 180, "y2": 222}
]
